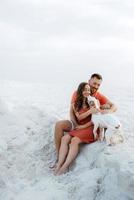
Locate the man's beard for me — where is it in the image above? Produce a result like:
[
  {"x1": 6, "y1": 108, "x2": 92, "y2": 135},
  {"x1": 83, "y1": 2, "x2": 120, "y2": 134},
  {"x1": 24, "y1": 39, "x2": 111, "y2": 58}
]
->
[{"x1": 90, "y1": 87, "x2": 97, "y2": 94}]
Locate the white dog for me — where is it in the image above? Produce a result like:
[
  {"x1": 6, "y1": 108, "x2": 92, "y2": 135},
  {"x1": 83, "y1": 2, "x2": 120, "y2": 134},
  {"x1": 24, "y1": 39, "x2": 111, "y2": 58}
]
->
[{"x1": 88, "y1": 96, "x2": 124, "y2": 145}]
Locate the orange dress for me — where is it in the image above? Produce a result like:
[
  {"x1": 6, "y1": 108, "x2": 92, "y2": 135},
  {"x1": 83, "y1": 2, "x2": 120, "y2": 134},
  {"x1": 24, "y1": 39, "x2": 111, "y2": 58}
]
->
[{"x1": 69, "y1": 108, "x2": 98, "y2": 143}]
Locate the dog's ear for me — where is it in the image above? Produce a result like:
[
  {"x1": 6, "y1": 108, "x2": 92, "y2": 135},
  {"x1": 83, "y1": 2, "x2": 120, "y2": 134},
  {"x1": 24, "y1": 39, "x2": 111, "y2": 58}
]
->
[{"x1": 88, "y1": 95, "x2": 94, "y2": 101}]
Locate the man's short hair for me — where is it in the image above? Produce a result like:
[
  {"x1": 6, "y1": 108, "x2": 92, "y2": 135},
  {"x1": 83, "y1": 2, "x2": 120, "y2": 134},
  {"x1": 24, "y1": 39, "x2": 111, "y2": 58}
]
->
[{"x1": 91, "y1": 73, "x2": 103, "y2": 80}]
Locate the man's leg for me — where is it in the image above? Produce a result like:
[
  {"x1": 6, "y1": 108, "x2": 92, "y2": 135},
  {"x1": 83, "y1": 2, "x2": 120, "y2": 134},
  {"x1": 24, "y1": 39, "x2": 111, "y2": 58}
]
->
[
  {"x1": 54, "y1": 120, "x2": 72, "y2": 156},
  {"x1": 105, "y1": 128, "x2": 113, "y2": 145},
  {"x1": 93, "y1": 123, "x2": 99, "y2": 140},
  {"x1": 99, "y1": 127, "x2": 104, "y2": 141}
]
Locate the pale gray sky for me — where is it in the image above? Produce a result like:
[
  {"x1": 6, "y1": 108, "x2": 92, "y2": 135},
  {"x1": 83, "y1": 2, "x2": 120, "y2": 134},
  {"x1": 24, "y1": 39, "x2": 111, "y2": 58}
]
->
[{"x1": 0, "y1": 0, "x2": 134, "y2": 85}]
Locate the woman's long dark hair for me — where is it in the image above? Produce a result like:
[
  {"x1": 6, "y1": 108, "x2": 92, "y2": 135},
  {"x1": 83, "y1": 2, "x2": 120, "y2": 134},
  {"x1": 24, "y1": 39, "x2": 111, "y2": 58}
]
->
[{"x1": 74, "y1": 82, "x2": 90, "y2": 112}]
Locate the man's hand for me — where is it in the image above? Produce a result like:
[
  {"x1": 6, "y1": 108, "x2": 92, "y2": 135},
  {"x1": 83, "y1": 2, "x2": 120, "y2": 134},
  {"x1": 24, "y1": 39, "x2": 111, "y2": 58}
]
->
[
  {"x1": 100, "y1": 104, "x2": 111, "y2": 110},
  {"x1": 100, "y1": 109, "x2": 111, "y2": 114}
]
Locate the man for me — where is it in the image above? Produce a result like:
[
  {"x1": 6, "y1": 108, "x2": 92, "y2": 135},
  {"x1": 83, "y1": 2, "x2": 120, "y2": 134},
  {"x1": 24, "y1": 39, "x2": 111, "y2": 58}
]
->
[{"x1": 54, "y1": 73, "x2": 117, "y2": 157}]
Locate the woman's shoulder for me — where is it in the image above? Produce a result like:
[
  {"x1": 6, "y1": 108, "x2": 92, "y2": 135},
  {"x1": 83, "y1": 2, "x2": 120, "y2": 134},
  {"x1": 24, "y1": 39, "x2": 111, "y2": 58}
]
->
[{"x1": 71, "y1": 91, "x2": 77, "y2": 104}]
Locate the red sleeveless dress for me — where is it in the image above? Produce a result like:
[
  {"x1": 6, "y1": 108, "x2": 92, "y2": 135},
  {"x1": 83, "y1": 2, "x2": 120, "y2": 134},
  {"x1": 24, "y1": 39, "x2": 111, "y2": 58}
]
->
[{"x1": 69, "y1": 108, "x2": 98, "y2": 143}]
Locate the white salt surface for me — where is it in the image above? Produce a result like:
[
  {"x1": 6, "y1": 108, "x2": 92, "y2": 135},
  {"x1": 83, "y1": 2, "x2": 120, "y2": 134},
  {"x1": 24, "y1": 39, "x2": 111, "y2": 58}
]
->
[{"x1": 0, "y1": 81, "x2": 134, "y2": 200}]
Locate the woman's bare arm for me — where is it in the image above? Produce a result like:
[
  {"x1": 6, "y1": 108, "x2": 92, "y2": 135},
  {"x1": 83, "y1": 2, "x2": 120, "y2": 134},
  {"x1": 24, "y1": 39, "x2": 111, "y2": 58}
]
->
[
  {"x1": 73, "y1": 104, "x2": 98, "y2": 121},
  {"x1": 69, "y1": 104, "x2": 78, "y2": 127},
  {"x1": 75, "y1": 121, "x2": 93, "y2": 129}
]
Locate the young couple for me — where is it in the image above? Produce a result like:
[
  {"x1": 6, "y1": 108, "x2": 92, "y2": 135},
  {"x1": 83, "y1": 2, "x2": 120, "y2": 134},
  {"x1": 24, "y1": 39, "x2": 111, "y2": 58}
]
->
[{"x1": 54, "y1": 73, "x2": 117, "y2": 175}]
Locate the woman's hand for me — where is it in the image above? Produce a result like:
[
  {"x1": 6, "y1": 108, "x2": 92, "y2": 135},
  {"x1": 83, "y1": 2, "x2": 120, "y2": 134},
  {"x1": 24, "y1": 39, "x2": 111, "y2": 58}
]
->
[
  {"x1": 90, "y1": 107, "x2": 100, "y2": 114},
  {"x1": 75, "y1": 125, "x2": 85, "y2": 130}
]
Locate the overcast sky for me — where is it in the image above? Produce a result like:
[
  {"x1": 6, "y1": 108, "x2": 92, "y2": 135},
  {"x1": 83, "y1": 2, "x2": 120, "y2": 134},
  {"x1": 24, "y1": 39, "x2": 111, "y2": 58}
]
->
[{"x1": 0, "y1": 0, "x2": 134, "y2": 86}]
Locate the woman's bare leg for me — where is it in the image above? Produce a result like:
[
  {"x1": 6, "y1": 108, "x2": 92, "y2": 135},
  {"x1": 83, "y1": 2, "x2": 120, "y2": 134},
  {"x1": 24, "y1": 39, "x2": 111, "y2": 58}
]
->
[
  {"x1": 54, "y1": 134, "x2": 72, "y2": 174},
  {"x1": 56, "y1": 137, "x2": 82, "y2": 175},
  {"x1": 54, "y1": 120, "x2": 72, "y2": 156}
]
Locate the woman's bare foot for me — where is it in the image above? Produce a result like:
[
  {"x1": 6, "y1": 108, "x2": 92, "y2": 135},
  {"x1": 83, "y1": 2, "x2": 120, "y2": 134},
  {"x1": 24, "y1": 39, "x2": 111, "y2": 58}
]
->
[
  {"x1": 54, "y1": 163, "x2": 61, "y2": 175},
  {"x1": 49, "y1": 159, "x2": 58, "y2": 169},
  {"x1": 56, "y1": 165, "x2": 69, "y2": 175},
  {"x1": 49, "y1": 163, "x2": 56, "y2": 169}
]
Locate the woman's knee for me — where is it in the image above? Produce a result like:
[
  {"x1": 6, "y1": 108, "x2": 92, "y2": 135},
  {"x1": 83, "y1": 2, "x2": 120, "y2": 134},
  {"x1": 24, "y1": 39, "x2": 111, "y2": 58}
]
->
[
  {"x1": 70, "y1": 137, "x2": 81, "y2": 145},
  {"x1": 55, "y1": 120, "x2": 72, "y2": 131},
  {"x1": 61, "y1": 135, "x2": 71, "y2": 144},
  {"x1": 55, "y1": 121, "x2": 63, "y2": 129}
]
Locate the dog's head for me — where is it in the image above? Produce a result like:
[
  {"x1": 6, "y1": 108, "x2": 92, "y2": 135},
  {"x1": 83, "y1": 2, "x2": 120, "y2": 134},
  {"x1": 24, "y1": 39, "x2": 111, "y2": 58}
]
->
[
  {"x1": 88, "y1": 100, "x2": 95, "y2": 107},
  {"x1": 88, "y1": 96, "x2": 99, "y2": 108}
]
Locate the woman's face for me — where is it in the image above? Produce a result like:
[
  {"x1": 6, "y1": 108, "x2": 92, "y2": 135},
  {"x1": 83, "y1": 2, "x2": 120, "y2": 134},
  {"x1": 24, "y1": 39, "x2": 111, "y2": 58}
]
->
[{"x1": 82, "y1": 84, "x2": 90, "y2": 98}]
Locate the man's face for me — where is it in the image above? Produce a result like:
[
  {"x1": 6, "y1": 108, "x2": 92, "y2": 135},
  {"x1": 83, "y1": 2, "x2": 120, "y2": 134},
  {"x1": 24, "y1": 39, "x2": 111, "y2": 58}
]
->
[{"x1": 89, "y1": 77, "x2": 102, "y2": 94}]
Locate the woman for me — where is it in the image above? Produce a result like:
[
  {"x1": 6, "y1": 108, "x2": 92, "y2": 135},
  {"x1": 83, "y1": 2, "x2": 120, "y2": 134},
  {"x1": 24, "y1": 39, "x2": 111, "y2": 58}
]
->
[{"x1": 54, "y1": 82, "x2": 99, "y2": 175}]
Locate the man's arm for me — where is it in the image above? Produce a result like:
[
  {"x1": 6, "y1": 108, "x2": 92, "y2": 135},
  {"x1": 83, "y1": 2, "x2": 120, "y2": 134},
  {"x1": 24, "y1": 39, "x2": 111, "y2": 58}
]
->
[
  {"x1": 97, "y1": 92, "x2": 117, "y2": 114},
  {"x1": 100, "y1": 100, "x2": 117, "y2": 114},
  {"x1": 107, "y1": 100, "x2": 117, "y2": 113}
]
